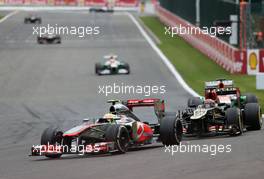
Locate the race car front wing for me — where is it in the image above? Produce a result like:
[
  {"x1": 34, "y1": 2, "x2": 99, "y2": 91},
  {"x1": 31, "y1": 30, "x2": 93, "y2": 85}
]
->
[{"x1": 30, "y1": 142, "x2": 116, "y2": 156}]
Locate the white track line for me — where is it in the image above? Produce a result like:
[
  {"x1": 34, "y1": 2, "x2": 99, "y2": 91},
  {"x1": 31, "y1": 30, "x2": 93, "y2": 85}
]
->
[
  {"x1": 127, "y1": 13, "x2": 200, "y2": 97},
  {"x1": 0, "y1": 11, "x2": 18, "y2": 24}
]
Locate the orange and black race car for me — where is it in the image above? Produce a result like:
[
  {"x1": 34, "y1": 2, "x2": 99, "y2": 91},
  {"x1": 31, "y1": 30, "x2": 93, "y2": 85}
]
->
[{"x1": 30, "y1": 99, "x2": 182, "y2": 158}]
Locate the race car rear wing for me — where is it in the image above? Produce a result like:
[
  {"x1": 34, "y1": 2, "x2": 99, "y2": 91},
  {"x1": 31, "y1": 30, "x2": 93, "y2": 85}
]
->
[
  {"x1": 123, "y1": 98, "x2": 165, "y2": 119},
  {"x1": 215, "y1": 87, "x2": 240, "y2": 96},
  {"x1": 104, "y1": 55, "x2": 118, "y2": 59},
  {"x1": 205, "y1": 79, "x2": 234, "y2": 89}
]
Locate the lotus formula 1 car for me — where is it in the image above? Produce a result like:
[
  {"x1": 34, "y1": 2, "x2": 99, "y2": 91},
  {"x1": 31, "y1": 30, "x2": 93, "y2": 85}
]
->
[
  {"x1": 30, "y1": 99, "x2": 182, "y2": 158},
  {"x1": 95, "y1": 55, "x2": 130, "y2": 75},
  {"x1": 24, "y1": 15, "x2": 41, "y2": 24},
  {"x1": 37, "y1": 34, "x2": 61, "y2": 44},
  {"x1": 181, "y1": 79, "x2": 262, "y2": 137}
]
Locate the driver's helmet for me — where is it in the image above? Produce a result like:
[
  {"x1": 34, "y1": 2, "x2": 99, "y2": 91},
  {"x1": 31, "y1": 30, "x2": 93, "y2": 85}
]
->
[
  {"x1": 109, "y1": 55, "x2": 115, "y2": 60},
  {"x1": 207, "y1": 89, "x2": 217, "y2": 101},
  {"x1": 103, "y1": 113, "x2": 119, "y2": 123},
  {"x1": 204, "y1": 99, "x2": 216, "y2": 108},
  {"x1": 107, "y1": 56, "x2": 115, "y2": 64}
]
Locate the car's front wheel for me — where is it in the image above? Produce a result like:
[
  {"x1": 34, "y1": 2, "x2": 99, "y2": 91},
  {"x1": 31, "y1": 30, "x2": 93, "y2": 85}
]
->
[
  {"x1": 226, "y1": 107, "x2": 242, "y2": 136},
  {"x1": 124, "y1": 63, "x2": 130, "y2": 74},
  {"x1": 244, "y1": 103, "x2": 262, "y2": 130},
  {"x1": 37, "y1": 38, "x2": 44, "y2": 44},
  {"x1": 105, "y1": 125, "x2": 129, "y2": 153},
  {"x1": 41, "y1": 126, "x2": 63, "y2": 158},
  {"x1": 37, "y1": 19, "x2": 42, "y2": 24}
]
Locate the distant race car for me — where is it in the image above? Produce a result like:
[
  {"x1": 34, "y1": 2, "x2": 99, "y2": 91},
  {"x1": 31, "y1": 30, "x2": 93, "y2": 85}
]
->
[
  {"x1": 89, "y1": 7, "x2": 114, "y2": 13},
  {"x1": 24, "y1": 16, "x2": 41, "y2": 24},
  {"x1": 30, "y1": 99, "x2": 182, "y2": 158},
  {"x1": 37, "y1": 34, "x2": 61, "y2": 44},
  {"x1": 181, "y1": 79, "x2": 262, "y2": 137},
  {"x1": 95, "y1": 55, "x2": 130, "y2": 75}
]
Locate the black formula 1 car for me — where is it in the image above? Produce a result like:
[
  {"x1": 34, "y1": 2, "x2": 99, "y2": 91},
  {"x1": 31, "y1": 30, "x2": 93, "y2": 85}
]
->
[
  {"x1": 30, "y1": 99, "x2": 182, "y2": 158},
  {"x1": 24, "y1": 16, "x2": 42, "y2": 24},
  {"x1": 181, "y1": 79, "x2": 263, "y2": 137},
  {"x1": 89, "y1": 7, "x2": 114, "y2": 13},
  {"x1": 95, "y1": 55, "x2": 130, "y2": 75},
  {"x1": 37, "y1": 34, "x2": 61, "y2": 44}
]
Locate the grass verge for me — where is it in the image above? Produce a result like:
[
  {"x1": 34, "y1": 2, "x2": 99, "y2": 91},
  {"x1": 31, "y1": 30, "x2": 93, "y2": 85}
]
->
[{"x1": 140, "y1": 16, "x2": 264, "y2": 110}]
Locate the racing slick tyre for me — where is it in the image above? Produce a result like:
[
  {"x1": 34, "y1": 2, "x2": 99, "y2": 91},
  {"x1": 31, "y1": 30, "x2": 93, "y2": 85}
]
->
[
  {"x1": 40, "y1": 126, "x2": 63, "y2": 158},
  {"x1": 187, "y1": 97, "x2": 203, "y2": 108},
  {"x1": 160, "y1": 116, "x2": 182, "y2": 146},
  {"x1": 245, "y1": 93, "x2": 258, "y2": 103},
  {"x1": 163, "y1": 112, "x2": 176, "y2": 117},
  {"x1": 226, "y1": 107, "x2": 242, "y2": 136},
  {"x1": 37, "y1": 38, "x2": 44, "y2": 44},
  {"x1": 244, "y1": 103, "x2": 262, "y2": 130},
  {"x1": 124, "y1": 63, "x2": 130, "y2": 74},
  {"x1": 105, "y1": 125, "x2": 129, "y2": 153},
  {"x1": 89, "y1": 8, "x2": 96, "y2": 12},
  {"x1": 95, "y1": 63, "x2": 101, "y2": 75},
  {"x1": 56, "y1": 39, "x2": 61, "y2": 44},
  {"x1": 37, "y1": 19, "x2": 42, "y2": 24}
]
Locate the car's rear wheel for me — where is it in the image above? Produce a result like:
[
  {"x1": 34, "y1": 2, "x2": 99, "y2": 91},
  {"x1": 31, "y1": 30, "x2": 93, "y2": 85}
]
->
[
  {"x1": 245, "y1": 93, "x2": 258, "y2": 103},
  {"x1": 95, "y1": 63, "x2": 101, "y2": 75},
  {"x1": 160, "y1": 115, "x2": 182, "y2": 145},
  {"x1": 163, "y1": 112, "x2": 176, "y2": 117},
  {"x1": 105, "y1": 125, "x2": 129, "y2": 153},
  {"x1": 226, "y1": 107, "x2": 242, "y2": 136},
  {"x1": 41, "y1": 126, "x2": 63, "y2": 158},
  {"x1": 244, "y1": 103, "x2": 262, "y2": 130}
]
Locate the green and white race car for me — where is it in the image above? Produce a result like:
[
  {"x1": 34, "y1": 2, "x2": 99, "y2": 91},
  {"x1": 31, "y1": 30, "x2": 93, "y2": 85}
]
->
[{"x1": 95, "y1": 55, "x2": 130, "y2": 75}]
